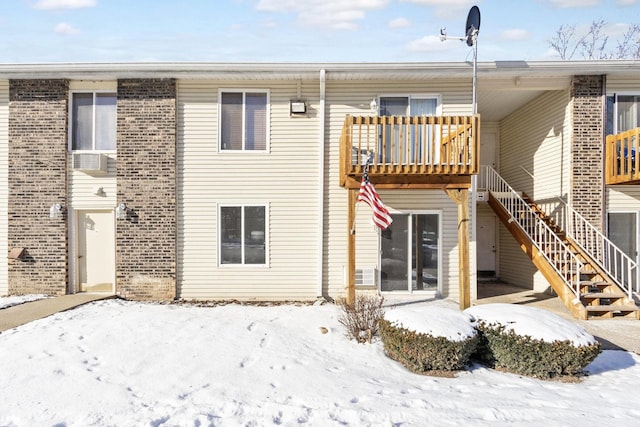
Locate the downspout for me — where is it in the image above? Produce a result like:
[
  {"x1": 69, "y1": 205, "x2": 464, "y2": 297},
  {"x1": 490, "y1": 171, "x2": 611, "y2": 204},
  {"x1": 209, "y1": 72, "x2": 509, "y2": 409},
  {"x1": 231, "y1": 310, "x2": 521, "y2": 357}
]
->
[{"x1": 317, "y1": 69, "x2": 326, "y2": 298}]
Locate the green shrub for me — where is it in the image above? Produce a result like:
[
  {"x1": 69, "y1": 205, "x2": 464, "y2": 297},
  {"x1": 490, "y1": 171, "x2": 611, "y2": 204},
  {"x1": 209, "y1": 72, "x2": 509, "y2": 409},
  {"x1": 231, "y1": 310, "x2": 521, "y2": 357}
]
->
[
  {"x1": 379, "y1": 318, "x2": 478, "y2": 373},
  {"x1": 474, "y1": 321, "x2": 601, "y2": 379}
]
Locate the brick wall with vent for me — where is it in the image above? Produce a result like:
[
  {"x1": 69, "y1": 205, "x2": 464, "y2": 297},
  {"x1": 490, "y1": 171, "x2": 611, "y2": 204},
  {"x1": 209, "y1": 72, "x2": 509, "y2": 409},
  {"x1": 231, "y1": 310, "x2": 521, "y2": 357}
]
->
[
  {"x1": 8, "y1": 79, "x2": 69, "y2": 295},
  {"x1": 115, "y1": 78, "x2": 177, "y2": 300},
  {"x1": 570, "y1": 75, "x2": 605, "y2": 231}
]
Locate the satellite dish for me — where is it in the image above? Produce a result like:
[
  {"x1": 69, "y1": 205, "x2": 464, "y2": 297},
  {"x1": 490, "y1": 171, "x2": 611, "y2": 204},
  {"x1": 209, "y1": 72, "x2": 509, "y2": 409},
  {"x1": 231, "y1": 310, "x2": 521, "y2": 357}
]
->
[{"x1": 465, "y1": 6, "x2": 480, "y2": 47}]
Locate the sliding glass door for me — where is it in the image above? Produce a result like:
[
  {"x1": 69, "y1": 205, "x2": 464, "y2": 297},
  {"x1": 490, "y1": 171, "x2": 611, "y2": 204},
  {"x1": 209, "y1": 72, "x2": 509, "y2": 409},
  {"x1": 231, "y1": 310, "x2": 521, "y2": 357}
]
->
[{"x1": 380, "y1": 212, "x2": 440, "y2": 293}]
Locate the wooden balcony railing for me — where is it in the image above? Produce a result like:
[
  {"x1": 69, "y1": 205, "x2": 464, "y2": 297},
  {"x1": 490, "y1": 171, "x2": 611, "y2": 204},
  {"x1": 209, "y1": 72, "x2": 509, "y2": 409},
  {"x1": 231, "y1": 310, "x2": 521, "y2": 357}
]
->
[
  {"x1": 606, "y1": 127, "x2": 640, "y2": 185},
  {"x1": 339, "y1": 115, "x2": 480, "y2": 188}
]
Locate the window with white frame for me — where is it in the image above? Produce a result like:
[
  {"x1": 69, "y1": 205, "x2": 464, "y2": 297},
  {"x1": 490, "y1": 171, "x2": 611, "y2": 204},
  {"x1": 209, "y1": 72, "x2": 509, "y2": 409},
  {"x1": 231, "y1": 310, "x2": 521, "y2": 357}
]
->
[
  {"x1": 377, "y1": 95, "x2": 441, "y2": 164},
  {"x1": 606, "y1": 93, "x2": 640, "y2": 135},
  {"x1": 220, "y1": 205, "x2": 267, "y2": 265},
  {"x1": 71, "y1": 92, "x2": 117, "y2": 151},
  {"x1": 220, "y1": 91, "x2": 268, "y2": 151}
]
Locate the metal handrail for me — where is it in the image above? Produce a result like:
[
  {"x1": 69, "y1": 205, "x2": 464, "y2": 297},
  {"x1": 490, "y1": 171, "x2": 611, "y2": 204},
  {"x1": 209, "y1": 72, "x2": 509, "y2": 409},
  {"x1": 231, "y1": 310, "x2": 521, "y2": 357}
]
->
[
  {"x1": 559, "y1": 197, "x2": 637, "y2": 297},
  {"x1": 479, "y1": 166, "x2": 584, "y2": 297}
]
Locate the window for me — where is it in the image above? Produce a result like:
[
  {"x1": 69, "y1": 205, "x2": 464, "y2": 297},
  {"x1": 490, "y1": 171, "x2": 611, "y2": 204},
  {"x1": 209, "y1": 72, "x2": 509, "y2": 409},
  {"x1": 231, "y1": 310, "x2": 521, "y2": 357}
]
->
[
  {"x1": 71, "y1": 92, "x2": 117, "y2": 151},
  {"x1": 380, "y1": 212, "x2": 440, "y2": 293},
  {"x1": 606, "y1": 94, "x2": 640, "y2": 135},
  {"x1": 220, "y1": 205, "x2": 267, "y2": 265},
  {"x1": 379, "y1": 96, "x2": 439, "y2": 116},
  {"x1": 220, "y1": 91, "x2": 268, "y2": 151},
  {"x1": 378, "y1": 95, "x2": 440, "y2": 164}
]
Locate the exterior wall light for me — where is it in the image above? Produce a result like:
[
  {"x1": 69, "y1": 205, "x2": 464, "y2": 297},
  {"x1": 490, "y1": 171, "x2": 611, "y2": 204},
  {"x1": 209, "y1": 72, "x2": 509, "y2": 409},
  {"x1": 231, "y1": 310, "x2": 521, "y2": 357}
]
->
[
  {"x1": 115, "y1": 203, "x2": 129, "y2": 220},
  {"x1": 290, "y1": 100, "x2": 307, "y2": 115},
  {"x1": 49, "y1": 203, "x2": 64, "y2": 219},
  {"x1": 370, "y1": 98, "x2": 378, "y2": 114}
]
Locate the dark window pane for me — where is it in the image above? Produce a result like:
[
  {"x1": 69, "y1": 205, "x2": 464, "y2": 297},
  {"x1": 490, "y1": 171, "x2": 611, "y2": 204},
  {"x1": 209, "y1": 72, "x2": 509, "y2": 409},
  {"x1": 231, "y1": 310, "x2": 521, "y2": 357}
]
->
[
  {"x1": 95, "y1": 93, "x2": 117, "y2": 150},
  {"x1": 221, "y1": 206, "x2": 242, "y2": 264},
  {"x1": 244, "y1": 206, "x2": 265, "y2": 264},
  {"x1": 221, "y1": 93, "x2": 243, "y2": 150},
  {"x1": 72, "y1": 93, "x2": 93, "y2": 150},
  {"x1": 245, "y1": 93, "x2": 267, "y2": 150},
  {"x1": 605, "y1": 95, "x2": 614, "y2": 136}
]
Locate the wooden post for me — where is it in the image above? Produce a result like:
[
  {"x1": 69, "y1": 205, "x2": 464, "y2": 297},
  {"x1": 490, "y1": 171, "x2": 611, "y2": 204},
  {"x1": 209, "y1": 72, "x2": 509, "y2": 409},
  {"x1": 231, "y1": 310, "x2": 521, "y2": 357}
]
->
[
  {"x1": 445, "y1": 188, "x2": 471, "y2": 310},
  {"x1": 347, "y1": 188, "x2": 357, "y2": 305}
]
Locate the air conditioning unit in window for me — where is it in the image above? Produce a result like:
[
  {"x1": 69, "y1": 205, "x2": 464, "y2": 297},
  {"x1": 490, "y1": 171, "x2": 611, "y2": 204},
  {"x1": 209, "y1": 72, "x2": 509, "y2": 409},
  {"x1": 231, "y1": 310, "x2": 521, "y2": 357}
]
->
[
  {"x1": 355, "y1": 267, "x2": 378, "y2": 287},
  {"x1": 72, "y1": 153, "x2": 108, "y2": 175}
]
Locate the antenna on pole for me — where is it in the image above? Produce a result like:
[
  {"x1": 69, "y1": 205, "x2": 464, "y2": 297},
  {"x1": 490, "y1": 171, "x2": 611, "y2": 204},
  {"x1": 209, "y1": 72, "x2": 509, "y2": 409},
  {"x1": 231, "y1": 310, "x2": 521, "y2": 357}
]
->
[{"x1": 439, "y1": 5, "x2": 481, "y2": 115}]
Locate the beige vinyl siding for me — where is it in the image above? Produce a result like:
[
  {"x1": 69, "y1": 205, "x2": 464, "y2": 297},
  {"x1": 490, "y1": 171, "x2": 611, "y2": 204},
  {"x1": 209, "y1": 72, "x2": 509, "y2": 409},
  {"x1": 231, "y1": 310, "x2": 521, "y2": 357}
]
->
[
  {"x1": 607, "y1": 186, "x2": 640, "y2": 212},
  {"x1": 498, "y1": 89, "x2": 571, "y2": 292},
  {"x1": 324, "y1": 79, "x2": 472, "y2": 299},
  {"x1": 606, "y1": 77, "x2": 640, "y2": 93},
  {"x1": 0, "y1": 81, "x2": 7, "y2": 295},
  {"x1": 177, "y1": 79, "x2": 321, "y2": 300},
  {"x1": 67, "y1": 156, "x2": 117, "y2": 209},
  {"x1": 500, "y1": 90, "x2": 571, "y2": 200}
]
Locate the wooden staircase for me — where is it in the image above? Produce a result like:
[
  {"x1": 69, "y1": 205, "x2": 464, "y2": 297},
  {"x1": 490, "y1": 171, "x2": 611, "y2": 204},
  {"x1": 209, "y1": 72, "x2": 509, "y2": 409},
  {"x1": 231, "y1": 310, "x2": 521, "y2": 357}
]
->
[{"x1": 488, "y1": 192, "x2": 640, "y2": 320}]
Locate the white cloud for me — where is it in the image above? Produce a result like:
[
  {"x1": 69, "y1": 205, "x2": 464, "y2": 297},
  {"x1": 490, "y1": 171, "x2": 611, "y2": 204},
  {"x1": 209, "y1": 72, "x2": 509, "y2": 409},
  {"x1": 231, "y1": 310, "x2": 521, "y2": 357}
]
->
[
  {"x1": 389, "y1": 17, "x2": 411, "y2": 29},
  {"x1": 616, "y1": 0, "x2": 638, "y2": 6},
  {"x1": 545, "y1": 0, "x2": 600, "y2": 7},
  {"x1": 256, "y1": 0, "x2": 389, "y2": 30},
  {"x1": 54, "y1": 22, "x2": 80, "y2": 35},
  {"x1": 405, "y1": 34, "x2": 455, "y2": 53},
  {"x1": 33, "y1": 0, "x2": 97, "y2": 9},
  {"x1": 500, "y1": 28, "x2": 531, "y2": 41},
  {"x1": 400, "y1": 0, "x2": 477, "y2": 19}
]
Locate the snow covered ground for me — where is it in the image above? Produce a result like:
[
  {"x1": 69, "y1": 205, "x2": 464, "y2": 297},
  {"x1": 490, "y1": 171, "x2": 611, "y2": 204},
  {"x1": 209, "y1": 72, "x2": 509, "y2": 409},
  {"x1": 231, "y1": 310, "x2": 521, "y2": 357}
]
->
[
  {"x1": 1, "y1": 297, "x2": 640, "y2": 426},
  {"x1": 0, "y1": 294, "x2": 49, "y2": 309}
]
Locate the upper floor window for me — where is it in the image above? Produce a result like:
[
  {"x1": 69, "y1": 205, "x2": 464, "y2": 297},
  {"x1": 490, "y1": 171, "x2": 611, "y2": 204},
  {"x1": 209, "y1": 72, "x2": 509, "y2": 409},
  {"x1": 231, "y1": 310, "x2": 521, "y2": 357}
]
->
[
  {"x1": 379, "y1": 95, "x2": 440, "y2": 117},
  {"x1": 606, "y1": 94, "x2": 640, "y2": 135},
  {"x1": 71, "y1": 92, "x2": 117, "y2": 151},
  {"x1": 220, "y1": 90, "x2": 268, "y2": 151},
  {"x1": 376, "y1": 95, "x2": 441, "y2": 164}
]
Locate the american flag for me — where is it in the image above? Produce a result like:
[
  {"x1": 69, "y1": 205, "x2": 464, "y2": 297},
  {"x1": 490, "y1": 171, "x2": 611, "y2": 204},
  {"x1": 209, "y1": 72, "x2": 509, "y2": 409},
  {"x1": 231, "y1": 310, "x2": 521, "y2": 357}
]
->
[{"x1": 357, "y1": 177, "x2": 393, "y2": 230}]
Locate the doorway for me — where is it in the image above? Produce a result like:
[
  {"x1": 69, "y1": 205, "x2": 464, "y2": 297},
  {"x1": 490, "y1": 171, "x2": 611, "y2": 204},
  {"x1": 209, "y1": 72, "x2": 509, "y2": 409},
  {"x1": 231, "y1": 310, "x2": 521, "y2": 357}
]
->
[
  {"x1": 477, "y1": 207, "x2": 497, "y2": 276},
  {"x1": 608, "y1": 211, "x2": 639, "y2": 289},
  {"x1": 76, "y1": 210, "x2": 115, "y2": 293},
  {"x1": 380, "y1": 212, "x2": 440, "y2": 293}
]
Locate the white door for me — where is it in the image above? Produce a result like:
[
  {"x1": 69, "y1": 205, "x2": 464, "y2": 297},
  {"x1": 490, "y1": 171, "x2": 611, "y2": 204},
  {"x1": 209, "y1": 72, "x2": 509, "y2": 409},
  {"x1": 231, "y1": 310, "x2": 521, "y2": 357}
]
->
[
  {"x1": 480, "y1": 129, "x2": 497, "y2": 168},
  {"x1": 77, "y1": 210, "x2": 115, "y2": 293},
  {"x1": 477, "y1": 209, "x2": 496, "y2": 273}
]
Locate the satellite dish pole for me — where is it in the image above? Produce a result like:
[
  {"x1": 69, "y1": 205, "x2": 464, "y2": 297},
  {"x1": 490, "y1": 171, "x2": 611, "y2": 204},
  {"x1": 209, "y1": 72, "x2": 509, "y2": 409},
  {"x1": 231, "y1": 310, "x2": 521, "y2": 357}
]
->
[{"x1": 439, "y1": 5, "x2": 481, "y2": 114}]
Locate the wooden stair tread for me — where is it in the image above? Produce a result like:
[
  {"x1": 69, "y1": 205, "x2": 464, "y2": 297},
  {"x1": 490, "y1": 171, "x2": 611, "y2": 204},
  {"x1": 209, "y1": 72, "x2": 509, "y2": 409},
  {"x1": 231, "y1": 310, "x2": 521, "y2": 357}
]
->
[
  {"x1": 581, "y1": 292, "x2": 626, "y2": 298},
  {"x1": 580, "y1": 280, "x2": 609, "y2": 285},
  {"x1": 586, "y1": 305, "x2": 640, "y2": 312}
]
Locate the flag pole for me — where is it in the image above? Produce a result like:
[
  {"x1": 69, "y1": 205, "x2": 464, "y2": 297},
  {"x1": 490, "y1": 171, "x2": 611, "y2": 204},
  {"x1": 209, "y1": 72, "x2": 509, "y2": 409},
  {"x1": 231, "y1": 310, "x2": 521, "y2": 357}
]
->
[{"x1": 350, "y1": 153, "x2": 372, "y2": 234}]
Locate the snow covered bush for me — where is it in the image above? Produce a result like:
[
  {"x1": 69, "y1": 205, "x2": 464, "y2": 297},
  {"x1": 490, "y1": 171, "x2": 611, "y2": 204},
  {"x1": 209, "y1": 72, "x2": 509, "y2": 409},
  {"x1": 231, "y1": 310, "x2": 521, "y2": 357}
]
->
[
  {"x1": 379, "y1": 306, "x2": 478, "y2": 373},
  {"x1": 466, "y1": 304, "x2": 601, "y2": 379},
  {"x1": 337, "y1": 294, "x2": 385, "y2": 343}
]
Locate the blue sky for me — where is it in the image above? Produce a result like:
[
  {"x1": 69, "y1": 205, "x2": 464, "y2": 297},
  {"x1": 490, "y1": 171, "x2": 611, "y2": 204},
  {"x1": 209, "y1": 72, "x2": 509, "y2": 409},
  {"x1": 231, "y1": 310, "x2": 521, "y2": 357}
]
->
[{"x1": 1, "y1": 0, "x2": 638, "y2": 63}]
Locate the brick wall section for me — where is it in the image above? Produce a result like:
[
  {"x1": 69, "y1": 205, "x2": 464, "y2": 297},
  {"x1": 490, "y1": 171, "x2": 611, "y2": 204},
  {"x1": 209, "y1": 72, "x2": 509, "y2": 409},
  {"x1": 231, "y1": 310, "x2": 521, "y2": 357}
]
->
[
  {"x1": 116, "y1": 79, "x2": 176, "y2": 300},
  {"x1": 570, "y1": 75, "x2": 605, "y2": 231},
  {"x1": 8, "y1": 79, "x2": 69, "y2": 295}
]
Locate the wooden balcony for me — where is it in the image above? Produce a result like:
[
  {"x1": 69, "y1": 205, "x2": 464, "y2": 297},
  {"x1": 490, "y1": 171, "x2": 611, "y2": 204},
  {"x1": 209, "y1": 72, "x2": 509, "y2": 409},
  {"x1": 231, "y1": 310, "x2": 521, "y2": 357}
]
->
[
  {"x1": 339, "y1": 115, "x2": 480, "y2": 189},
  {"x1": 606, "y1": 127, "x2": 640, "y2": 185}
]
